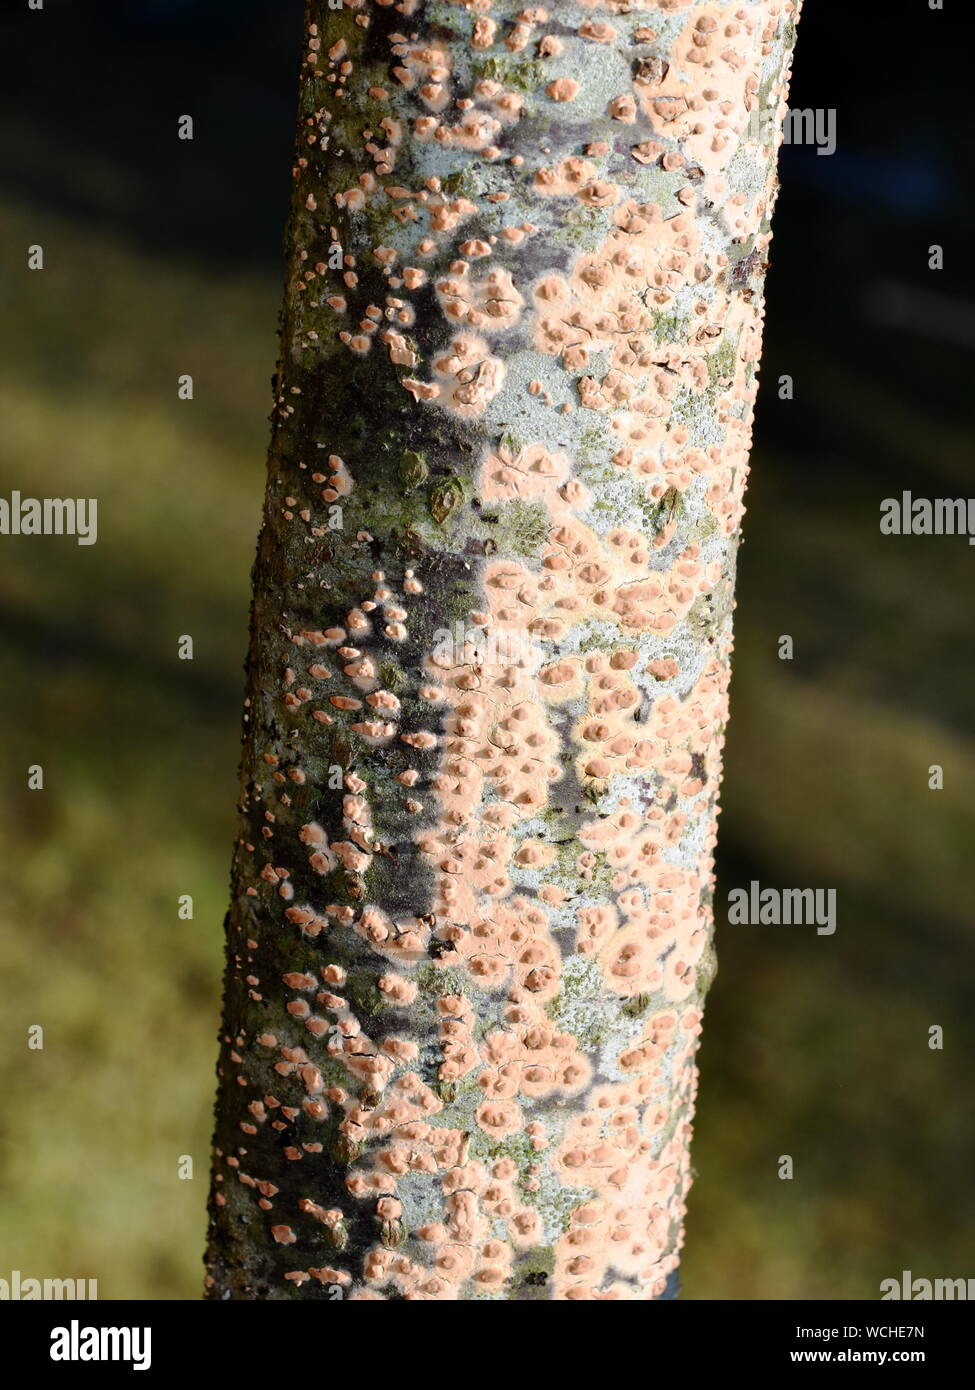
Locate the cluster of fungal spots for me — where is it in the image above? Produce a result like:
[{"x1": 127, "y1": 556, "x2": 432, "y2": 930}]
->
[
  {"x1": 482, "y1": 456, "x2": 722, "y2": 643},
  {"x1": 206, "y1": 0, "x2": 802, "y2": 1301},
  {"x1": 549, "y1": 1033, "x2": 702, "y2": 1300}
]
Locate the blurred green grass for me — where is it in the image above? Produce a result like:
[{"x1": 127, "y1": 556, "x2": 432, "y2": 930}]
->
[
  {"x1": 0, "y1": 201, "x2": 270, "y2": 1297},
  {"x1": 1, "y1": 200, "x2": 971, "y2": 1299}
]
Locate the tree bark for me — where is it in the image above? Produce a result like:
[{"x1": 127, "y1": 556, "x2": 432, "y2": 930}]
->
[{"x1": 205, "y1": 0, "x2": 802, "y2": 1301}]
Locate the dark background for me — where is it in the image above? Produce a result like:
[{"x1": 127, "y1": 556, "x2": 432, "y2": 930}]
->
[{"x1": 1, "y1": 0, "x2": 971, "y2": 1298}]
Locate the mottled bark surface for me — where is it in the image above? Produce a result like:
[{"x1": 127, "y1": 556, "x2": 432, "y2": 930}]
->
[{"x1": 206, "y1": 0, "x2": 801, "y2": 1301}]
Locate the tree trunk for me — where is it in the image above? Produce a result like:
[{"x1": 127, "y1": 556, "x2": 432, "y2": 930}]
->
[{"x1": 205, "y1": 0, "x2": 802, "y2": 1301}]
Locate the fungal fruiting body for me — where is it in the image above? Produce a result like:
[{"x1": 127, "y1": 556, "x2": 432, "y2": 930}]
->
[{"x1": 206, "y1": 0, "x2": 802, "y2": 1301}]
